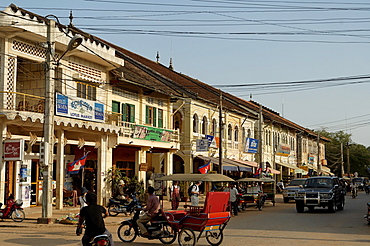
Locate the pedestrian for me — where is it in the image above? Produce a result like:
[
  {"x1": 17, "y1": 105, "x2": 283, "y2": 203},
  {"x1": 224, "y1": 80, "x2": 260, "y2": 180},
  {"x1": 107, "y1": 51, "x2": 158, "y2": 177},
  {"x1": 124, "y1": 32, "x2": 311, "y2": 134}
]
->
[
  {"x1": 190, "y1": 181, "x2": 202, "y2": 206},
  {"x1": 137, "y1": 186, "x2": 160, "y2": 237},
  {"x1": 170, "y1": 181, "x2": 181, "y2": 210},
  {"x1": 77, "y1": 192, "x2": 114, "y2": 246},
  {"x1": 224, "y1": 182, "x2": 239, "y2": 216},
  {"x1": 277, "y1": 180, "x2": 284, "y2": 193},
  {"x1": 79, "y1": 187, "x2": 88, "y2": 208}
]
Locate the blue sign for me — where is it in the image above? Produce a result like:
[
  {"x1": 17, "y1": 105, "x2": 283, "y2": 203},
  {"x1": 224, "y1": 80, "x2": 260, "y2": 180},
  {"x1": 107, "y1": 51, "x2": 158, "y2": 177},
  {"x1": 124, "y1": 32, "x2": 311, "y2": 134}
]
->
[
  {"x1": 244, "y1": 138, "x2": 259, "y2": 153},
  {"x1": 55, "y1": 92, "x2": 105, "y2": 123}
]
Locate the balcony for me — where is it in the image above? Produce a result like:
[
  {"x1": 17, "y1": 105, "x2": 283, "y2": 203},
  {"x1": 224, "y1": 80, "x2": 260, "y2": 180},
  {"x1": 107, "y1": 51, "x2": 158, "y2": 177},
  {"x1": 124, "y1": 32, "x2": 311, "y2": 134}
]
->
[{"x1": 2, "y1": 92, "x2": 45, "y2": 113}]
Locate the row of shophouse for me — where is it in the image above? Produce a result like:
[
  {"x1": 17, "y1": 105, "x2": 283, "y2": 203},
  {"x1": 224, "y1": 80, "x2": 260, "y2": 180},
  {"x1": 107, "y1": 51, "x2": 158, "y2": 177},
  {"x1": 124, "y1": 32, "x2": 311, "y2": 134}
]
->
[{"x1": 0, "y1": 4, "x2": 332, "y2": 208}]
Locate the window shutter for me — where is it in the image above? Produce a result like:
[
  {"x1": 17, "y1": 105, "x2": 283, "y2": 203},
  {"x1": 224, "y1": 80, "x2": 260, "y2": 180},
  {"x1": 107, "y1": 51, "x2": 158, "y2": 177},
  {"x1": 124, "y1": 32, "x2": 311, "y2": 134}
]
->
[
  {"x1": 129, "y1": 104, "x2": 135, "y2": 123},
  {"x1": 112, "y1": 101, "x2": 120, "y2": 113},
  {"x1": 153, "y1": 107, "x2": 157, "y2": 127},
  {"x1": 158, "y1": 109, "x2": 163, "y2": 128},
  {"x1": 122, "y1": 103, "x2": 127, "y2": 122},
  {"x1": 145, "y1": 105, "x2": 150, "y2": 124}
]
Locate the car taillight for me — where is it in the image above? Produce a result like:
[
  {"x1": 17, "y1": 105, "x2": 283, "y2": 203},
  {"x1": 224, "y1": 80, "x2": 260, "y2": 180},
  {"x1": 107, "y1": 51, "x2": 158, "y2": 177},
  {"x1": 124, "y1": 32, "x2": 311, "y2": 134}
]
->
[{"x1": 96, "y1": 239, "x2": 109, "y2": 245}]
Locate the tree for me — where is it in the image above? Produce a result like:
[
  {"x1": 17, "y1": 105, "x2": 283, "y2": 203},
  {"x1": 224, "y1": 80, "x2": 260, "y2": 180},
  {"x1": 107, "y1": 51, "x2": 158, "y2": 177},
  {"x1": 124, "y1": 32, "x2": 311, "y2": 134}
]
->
[{"x1": 316, "y1": 129, "x2": 370, "y2": 177}]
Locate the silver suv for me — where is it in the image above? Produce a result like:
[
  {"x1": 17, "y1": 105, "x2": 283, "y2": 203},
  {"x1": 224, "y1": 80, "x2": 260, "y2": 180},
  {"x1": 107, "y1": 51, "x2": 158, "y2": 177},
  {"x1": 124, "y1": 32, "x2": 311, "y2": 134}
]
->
[{"x1": 282, "y1": 178, "x2": 307, "y2": 203}]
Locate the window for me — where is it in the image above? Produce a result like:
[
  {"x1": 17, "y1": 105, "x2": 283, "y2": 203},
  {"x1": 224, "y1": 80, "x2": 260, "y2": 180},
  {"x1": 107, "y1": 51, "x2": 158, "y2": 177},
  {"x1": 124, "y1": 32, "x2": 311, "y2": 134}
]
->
[
  {"x1": 158, "y1": 109, "x2": 163, "y2": 128},
  {"x1": 211, "y1": 119, "x2": 217, "y2": 136},
  {"x1": 202, "y1": 116, "x2": 208, "y2": 135},
  {"x1": 146, "y1": 105, "x2": 157, "y2": 126},
  {"x1": 234, "y1": 126, "x2": 239, "y2": 142},
  {"x1": 122, "y1": 103, "x2": 135, "y2": 123},
  {"x1": 228, "y1": 124, "x2": 232, "y2": 140},
  {"x1": 193, "y1": 114, "x2": 199, "y2": 133},
  {"x1": 77, "y1": 81, "x2": 97, "y2": 100}
]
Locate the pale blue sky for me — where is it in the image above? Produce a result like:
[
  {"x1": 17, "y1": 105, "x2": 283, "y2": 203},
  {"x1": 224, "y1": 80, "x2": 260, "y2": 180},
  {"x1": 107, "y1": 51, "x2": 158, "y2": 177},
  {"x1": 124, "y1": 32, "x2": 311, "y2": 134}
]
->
[{"x1": 4, "y1": 0, "x2": 370, "y2": 146}]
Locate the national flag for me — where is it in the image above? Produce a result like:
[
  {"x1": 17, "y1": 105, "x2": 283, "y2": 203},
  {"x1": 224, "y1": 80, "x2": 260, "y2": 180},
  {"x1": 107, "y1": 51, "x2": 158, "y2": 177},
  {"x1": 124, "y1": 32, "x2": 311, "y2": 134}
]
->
[
  {"x1": 253, "y1": 165, "x2": 262, "y2": 177},
  {"x1": 198, "y1": 161, "x2": 211, "y2": 174},
  {"x1": 67, "y1": 153, "x2": 88, "y2": 174}
]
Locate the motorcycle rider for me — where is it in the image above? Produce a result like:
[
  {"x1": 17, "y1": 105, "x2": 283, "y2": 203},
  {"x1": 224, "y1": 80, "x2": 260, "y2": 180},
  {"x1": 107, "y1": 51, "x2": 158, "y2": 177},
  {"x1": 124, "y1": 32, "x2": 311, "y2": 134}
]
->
[
  {"x1": 137, "y1": 186, "x2": 160, "y2": 237},
  {"x1": 77, "y1": 192, "x2": 114, "y2": 246}
]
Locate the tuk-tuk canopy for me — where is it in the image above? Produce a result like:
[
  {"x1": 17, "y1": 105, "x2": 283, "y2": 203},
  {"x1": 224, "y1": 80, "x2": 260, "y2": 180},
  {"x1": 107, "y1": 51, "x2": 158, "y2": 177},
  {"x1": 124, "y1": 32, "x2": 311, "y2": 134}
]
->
[
  {"x1": 155, "y1": 173, "x2": 235, "y2": 182},
  {"x1": 236, "y1": 177, "x2": 275, "y2": 183}
]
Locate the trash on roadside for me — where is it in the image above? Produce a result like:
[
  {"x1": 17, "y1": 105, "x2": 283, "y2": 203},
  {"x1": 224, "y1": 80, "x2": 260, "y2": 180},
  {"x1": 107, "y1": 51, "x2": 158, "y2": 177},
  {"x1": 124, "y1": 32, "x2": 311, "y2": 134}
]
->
[{"x1": 59, "y1": 213, "x2": 78, "y2": 225}]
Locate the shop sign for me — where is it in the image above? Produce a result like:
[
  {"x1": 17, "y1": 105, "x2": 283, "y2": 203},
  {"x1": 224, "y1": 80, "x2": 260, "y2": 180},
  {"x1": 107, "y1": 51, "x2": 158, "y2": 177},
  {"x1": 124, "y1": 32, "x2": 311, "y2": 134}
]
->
[
  {"x1": 55, "y1": 92, "x2": 105, "y2": 123},
  {"x1": 4, "y1": 139, "x2": 24, "y2": 161},
  {"x1": 196, "y1": 139, "x2": 208, "y2": 152},
  {"x1": 276, "y1": 143, "x2": 290, "y2": 157},
  {"x1": 133, "y1": 125, "x2": 173, "y2": 142},
  {"x1": 139, "y1": 163, "x2": 148, "y2": 171},
  {"x1": 244, "y1": 138, "x2": 259, "y2": 153}
]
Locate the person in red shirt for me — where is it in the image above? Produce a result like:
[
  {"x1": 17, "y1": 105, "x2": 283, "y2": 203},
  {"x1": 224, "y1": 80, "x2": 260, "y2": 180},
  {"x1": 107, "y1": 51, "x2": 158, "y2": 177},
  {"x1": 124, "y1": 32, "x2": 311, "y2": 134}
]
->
[{"x1": 137, "y1": 186, "x2": 160, "y2": 237}]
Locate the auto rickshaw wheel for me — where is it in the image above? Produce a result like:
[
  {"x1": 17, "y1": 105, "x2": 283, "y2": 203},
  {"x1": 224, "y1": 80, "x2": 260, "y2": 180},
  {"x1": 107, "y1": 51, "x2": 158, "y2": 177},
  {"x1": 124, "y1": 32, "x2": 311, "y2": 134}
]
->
[
  {"x1": 206, "y1": 230, "x2": 224, "y2": 246},
  {"x1": 178, "y1": 227, "x2": 196, "y2": 246}
]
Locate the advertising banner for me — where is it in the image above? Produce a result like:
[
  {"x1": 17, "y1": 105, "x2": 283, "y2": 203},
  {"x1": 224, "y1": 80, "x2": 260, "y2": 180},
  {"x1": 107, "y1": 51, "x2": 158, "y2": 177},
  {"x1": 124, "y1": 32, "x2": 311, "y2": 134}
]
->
[
  {"x1": 133, "y1": 125, "x2": 173, "y2": 142},
  {"x1": 55, "y1": 92, "x2": 105, "y2": 123},
  {"x1": 244, "y1": 138, "x2": 259, "y2": 153},
  {"x1": 205, "y1": 135, "x2": 220, "y2": 148},
  {"x1": 276, "y1": 143, "x2": 290, "y2": 157}
]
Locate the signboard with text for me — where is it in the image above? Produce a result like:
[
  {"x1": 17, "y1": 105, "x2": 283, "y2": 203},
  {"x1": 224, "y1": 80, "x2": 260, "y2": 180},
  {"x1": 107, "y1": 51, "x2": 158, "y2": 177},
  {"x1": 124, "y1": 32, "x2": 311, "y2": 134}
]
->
[
  {"x1": 276, "y1": 143, "x2": 290, "y2": 157},
  {"x1": 244, "y1": 138, "x2": 259, "y2": 153},
  {"x1": 55, "y1": 92, "x2": 105, "y2": 123},
  {"x1": 133, "y1": 125, "x2": 173, "y2": 142},
  {"x1": 4, "y1": 139, "x2": 24, "y2": 161}
]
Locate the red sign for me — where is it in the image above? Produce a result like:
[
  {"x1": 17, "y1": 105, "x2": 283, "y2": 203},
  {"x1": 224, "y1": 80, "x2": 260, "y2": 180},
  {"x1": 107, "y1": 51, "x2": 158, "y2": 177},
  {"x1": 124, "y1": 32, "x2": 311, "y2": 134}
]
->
[{"x1": 4, "y1": 139, "x2": 24, "y2": 161}]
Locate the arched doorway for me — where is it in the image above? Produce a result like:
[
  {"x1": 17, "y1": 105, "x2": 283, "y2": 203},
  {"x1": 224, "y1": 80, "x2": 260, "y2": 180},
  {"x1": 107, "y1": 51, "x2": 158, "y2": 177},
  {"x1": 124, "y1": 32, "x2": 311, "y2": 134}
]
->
[{"x1": 173, "y1": 154, "x2": 184, "y2": 173}]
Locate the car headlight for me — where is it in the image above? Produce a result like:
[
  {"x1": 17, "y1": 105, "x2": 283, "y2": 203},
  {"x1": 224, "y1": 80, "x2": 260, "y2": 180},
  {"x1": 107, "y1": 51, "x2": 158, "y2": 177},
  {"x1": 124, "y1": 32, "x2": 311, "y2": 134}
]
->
[{"x1": 320, "y1": 193, "x2": 332, "y2": 199}]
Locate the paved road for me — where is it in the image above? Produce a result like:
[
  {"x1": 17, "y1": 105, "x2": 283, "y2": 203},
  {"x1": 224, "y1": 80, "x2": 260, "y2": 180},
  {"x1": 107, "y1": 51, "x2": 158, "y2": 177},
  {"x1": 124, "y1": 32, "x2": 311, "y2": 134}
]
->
[{"x1": 0, "y1": 193, "x2": 369, "y2": 245}]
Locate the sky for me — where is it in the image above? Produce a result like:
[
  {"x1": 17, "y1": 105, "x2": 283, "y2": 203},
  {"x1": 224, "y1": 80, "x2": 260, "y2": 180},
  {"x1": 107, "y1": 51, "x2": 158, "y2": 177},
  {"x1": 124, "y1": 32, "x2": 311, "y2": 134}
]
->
[{"x1": 3, "y1": 0, "x2": 370, "y2": 146}]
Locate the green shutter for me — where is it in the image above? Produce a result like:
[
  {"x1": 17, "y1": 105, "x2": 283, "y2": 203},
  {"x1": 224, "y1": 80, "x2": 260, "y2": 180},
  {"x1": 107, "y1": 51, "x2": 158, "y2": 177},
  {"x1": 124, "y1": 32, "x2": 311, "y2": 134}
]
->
[
  {"x1": 153, "y1": 107, "x2": 157, "y2": 127},
  {"x1": 145, "y1": 105, "x2": 150, "y2": 124},
  {"x1": 129, "y1": 104, "x2": 135, "y2": 123},
  {"x1": 122, "y1": 103, "x2": 127, "y2": 122},
  {"x1": 158, "y1": 109, "x2": 163, "y2": 128},
  {"x1": 112, "y1": 101, "x2": 120, "y2": 113}
]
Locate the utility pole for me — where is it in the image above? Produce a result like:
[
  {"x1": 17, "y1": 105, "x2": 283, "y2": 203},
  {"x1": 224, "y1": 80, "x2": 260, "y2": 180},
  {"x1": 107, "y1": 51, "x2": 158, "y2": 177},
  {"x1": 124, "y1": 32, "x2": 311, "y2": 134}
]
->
[
  {"x1": 317, "y1": 133, "x2": 321, "y2": 175},
  {"x1": 346, "y1": 142, "x2": 350, "y2": 176},
  {"x1": 258, "y1": 105, "x2": 263, "y2": 177},
  {"x1": 219, "y1": 90, "x2": 223, "y2": 174},
  {"x1": 39, "y1": 18, "x2": 55, "y2": 223},
  {"x1": 340, "y1": 142, "x2": 344, "y2": 177}
]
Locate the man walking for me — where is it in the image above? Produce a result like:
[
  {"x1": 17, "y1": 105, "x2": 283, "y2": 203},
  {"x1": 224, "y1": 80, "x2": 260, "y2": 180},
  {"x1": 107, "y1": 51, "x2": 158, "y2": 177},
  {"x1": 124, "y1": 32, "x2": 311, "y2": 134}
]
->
[{"x1": 224, "y1": 182, "x2": 239, "y2": 216}]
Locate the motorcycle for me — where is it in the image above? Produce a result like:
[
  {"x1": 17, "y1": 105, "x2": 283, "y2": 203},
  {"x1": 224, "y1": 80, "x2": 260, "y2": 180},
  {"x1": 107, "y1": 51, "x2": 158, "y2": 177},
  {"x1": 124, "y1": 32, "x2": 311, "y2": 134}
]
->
[
  {"x1": 90, "y1": 234, "x2": 111, "y2": 246},
  {"x1": 108, "y1": 193, "x2": 141, "y2": 217},
  {"x1": 256, "y1": 193, "x2": 266, "y2": 211},
  {"x1": 364, "y1": 202, "x2": 370, "y2": 225},
  {"x1": 117, "y1": 207, "x2": 177, "y2": 244},
  {"x1": 0, "y1": 197, "x2": 25, "y2": 222},
  {"x1": 364, "y1": 185, "x2": 370, "y2": 194}
]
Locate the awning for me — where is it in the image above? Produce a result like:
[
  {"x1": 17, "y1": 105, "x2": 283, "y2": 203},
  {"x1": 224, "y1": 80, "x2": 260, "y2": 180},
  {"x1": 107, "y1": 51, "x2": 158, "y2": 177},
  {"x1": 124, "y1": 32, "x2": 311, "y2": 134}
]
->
[
  {"x1": 155, "y1": 173, "x2": 235, "y2": 182},
  {"x1": 321, "y1": 166, "x2": 335, "y2": 176},
  {"x1": 276, "y1": 162, "x2": 299, "y2": 170},
  {"x1": 233, "y1": 159, "x2": 259, "y2": 168},
  {"x1": 307, "y1": 164, "x2": 317, "y2": 171},
  {"x1": 196, "y1": 156, "x2": 252, "y2": 172}
]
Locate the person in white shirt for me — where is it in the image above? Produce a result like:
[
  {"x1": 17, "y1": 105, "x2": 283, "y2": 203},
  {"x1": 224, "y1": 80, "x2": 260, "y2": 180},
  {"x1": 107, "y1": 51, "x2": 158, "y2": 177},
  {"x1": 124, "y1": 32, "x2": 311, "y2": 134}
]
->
[
  {"x1": 191, "y1": 181, "x2": 202, "y2": 206},
  {"x1": 224, "y1": 182, "x2": 239, "y2": 216}
]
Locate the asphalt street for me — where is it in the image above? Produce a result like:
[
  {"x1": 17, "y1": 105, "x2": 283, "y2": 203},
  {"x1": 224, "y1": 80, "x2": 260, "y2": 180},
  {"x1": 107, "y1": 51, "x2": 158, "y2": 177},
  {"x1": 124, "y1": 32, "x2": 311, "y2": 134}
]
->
[{"x1": 0, "y1": 193, "x2": 369, "y2": 246}]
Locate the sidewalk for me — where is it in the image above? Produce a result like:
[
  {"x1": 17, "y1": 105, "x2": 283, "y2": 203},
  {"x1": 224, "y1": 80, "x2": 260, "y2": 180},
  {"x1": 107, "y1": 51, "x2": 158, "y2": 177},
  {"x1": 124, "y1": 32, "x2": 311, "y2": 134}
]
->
[{"x1": 0, "y1": 197, "x2": 205, "y2": 228}]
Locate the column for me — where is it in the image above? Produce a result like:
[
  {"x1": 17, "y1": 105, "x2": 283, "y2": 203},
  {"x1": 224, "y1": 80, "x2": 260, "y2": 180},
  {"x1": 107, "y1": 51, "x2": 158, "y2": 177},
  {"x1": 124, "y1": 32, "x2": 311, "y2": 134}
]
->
[
  {"x1": 0, "y1": 120, "x2": 6, "y2": 202},
  {"x1": 55, "y1": 129, "x2": 65, "y2": 209}
]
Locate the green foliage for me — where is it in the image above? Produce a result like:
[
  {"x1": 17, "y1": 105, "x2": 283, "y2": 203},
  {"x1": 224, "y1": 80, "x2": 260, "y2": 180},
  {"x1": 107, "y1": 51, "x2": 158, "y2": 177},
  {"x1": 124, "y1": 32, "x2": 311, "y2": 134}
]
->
[
  {"x1": 315, "y1": 129, "x2": 370, "y2": 177},
  {"x1": 104, "y1": 167, "x2": 145, "y2": 201}
]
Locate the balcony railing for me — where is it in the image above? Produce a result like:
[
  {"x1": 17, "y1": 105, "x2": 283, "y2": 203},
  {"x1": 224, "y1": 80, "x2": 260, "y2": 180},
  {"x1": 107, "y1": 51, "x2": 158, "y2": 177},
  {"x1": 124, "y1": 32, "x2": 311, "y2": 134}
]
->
[{"x1": 2, "y1": 91, "x2": 45, "y2": 113}]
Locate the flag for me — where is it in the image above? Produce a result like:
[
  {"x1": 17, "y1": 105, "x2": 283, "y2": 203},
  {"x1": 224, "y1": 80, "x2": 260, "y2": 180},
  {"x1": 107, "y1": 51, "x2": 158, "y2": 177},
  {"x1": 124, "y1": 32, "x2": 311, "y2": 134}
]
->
[
  {"x1": 67, "y1": 153, "x2": 88, "y2": 174},
  {"x1": 198, "y1": 161, "x2": 211, "y2": 174},
  {"x1": 253, "y1": 165, "x2": 262, "y2": 177}
]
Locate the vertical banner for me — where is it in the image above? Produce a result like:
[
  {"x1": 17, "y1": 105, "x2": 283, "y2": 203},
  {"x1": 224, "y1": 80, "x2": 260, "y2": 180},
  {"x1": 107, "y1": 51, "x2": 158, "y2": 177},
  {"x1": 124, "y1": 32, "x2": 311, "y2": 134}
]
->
[{"x1": 244, "y1": 138, "x2": 259, "y2": 153}]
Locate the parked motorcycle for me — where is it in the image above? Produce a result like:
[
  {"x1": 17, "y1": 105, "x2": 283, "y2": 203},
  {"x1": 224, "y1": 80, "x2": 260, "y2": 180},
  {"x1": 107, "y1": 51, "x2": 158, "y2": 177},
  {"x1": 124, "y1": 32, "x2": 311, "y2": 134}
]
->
[
  {"x1": 0, "y1": 196, "x2": 25, "y2": 222},
  {"x1": 117, "y1": 207, "x2": 177, "y2": 244},
  {"x1": 364, "y1": 202, "x2": 370, "y2": 225},
  {"x1": 108, "y1": 193, "x2": 141, "y2": 216}
]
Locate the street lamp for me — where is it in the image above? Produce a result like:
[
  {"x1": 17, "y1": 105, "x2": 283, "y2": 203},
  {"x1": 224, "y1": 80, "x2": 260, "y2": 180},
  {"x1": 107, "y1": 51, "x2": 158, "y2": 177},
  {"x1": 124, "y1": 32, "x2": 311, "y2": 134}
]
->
[{"x1": 38, "y1": 18, "x2": 82, "y2": 224}]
